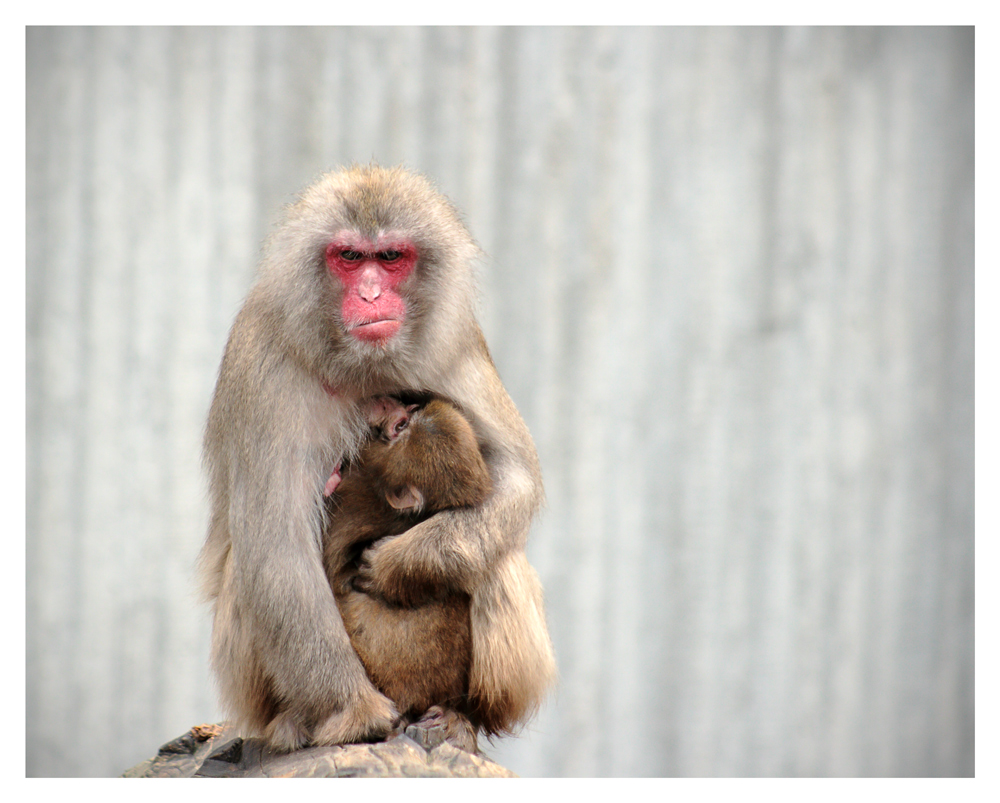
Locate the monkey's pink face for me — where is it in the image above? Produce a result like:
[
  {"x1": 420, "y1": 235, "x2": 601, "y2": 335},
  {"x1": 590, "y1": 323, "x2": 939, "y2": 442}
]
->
[{"x1": 325, "y1": 234, "x2": 417, "y2": 345}]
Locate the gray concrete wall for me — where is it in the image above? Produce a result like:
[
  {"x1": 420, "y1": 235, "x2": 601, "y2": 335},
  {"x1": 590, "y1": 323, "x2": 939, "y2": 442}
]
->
[{"x1": 26, "y1": 26, "x2": 973, "y2": 777}]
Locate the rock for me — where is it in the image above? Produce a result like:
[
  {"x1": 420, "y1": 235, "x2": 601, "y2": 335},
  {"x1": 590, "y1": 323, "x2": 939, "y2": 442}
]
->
[{"x1": 121, "y1": 723, "x2": 516, "y2": 778}]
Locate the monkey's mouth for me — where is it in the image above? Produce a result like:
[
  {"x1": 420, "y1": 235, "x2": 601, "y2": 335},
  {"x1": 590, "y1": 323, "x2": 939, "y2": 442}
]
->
[{"x1": 348, "y1": 319, "x2": 402, "y2": 343}]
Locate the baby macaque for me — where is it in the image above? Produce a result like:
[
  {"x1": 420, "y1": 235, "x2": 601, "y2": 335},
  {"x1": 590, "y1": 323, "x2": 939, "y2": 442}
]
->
[{"x1": 323, "y1": 396, "x2": 492, "y2": 750}]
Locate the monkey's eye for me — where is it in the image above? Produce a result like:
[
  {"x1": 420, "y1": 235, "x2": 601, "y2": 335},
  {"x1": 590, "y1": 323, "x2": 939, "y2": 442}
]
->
[
  {"x1": 340, "y1": 250, "x2": 363, "y2": 261},
  {"x1": 378, "y1": 250, "x2": 403, "y2": 263}
]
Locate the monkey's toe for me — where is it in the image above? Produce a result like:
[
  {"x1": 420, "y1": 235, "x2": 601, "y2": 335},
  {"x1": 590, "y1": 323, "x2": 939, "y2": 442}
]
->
[
  {"x1": 264, "y1": 711, "x2": 310, "y2": 753},
  {"x1": 404, "y1": 706, "x2": 478, "y2": 754},
  {"x1": 312, "y1": 690, "x2": 398, "y2": 746}
]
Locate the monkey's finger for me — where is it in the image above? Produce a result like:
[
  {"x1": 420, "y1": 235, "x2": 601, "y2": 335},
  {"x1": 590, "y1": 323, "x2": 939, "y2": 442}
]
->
[{"x1": 351, "y1": 558, "x2": 376, "y2": 593}]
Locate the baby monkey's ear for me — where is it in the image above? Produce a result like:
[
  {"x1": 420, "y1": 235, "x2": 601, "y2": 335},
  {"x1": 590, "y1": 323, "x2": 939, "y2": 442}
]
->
[{"x1": 385, "y1": 485, "x2": 424, "y2": 512}]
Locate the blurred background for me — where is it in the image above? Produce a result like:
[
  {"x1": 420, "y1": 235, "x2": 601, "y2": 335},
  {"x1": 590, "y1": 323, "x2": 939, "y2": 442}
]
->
[{"x1": 26, "y1": 26, "x2": 973, "y2": 777}]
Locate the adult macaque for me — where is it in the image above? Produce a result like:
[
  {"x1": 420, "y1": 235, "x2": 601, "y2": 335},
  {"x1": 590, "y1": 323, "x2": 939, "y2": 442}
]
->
[
  {"x1": 199, "y1": 165, "x2": 555, "y2": 751},
  {"x1": 324, "y1": 395, "x2": 492, "y2": 752}
]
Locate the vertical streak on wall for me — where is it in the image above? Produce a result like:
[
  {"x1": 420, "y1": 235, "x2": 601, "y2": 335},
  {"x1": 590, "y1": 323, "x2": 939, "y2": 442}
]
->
[
  {"x1": 27, "y1": 26, "x2": 95, "y2": 777},
  {"x1": 602, "y1": 26, "x2": 654, "y2": 777}
]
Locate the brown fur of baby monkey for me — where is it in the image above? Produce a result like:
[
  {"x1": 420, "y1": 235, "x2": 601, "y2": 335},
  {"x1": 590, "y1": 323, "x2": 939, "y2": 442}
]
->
[{"x1": 324, "y1": 396, "x2": 494, "y2": 745}]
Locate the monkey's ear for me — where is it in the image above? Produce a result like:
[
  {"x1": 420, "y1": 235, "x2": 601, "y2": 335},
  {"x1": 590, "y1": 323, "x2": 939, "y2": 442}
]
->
[{"x1": 386, "y1": 486, "x2": 424, "y2": 512}]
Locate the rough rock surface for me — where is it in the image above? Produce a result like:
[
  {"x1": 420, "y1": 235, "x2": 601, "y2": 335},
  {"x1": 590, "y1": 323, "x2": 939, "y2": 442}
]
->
[{"x1": 122, "y1": 722, "x2": 517, "y2": 778}]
